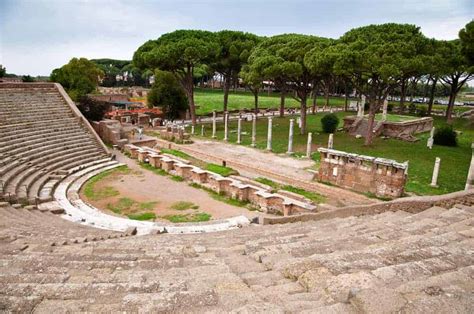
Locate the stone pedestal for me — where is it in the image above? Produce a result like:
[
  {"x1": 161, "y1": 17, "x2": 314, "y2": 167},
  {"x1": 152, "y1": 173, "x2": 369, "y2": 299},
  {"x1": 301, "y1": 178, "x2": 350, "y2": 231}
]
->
[
  {"x1": 430, "y1": 157, "x2": 441, "y2": 187},
  {"x1": 465, "y1": 143, "x2": 474, "y2": 190},
  {"x1": 237, "y1": 118, "x2": 242, "y2": 144},
  {"x1": 328, "y1": 133, "x2": 334, "y2": 149},
  {"x1": 287, "y1": 119, "x2": 294, "y2": 154},
  {"x1": 266, "y1": 117, "x2": 272, "y2": 151},
  {"x1": 251, "y1": 114, "x2": 257, "y2": 147},
  {"x1": 201, "y1": 125, "x2": 205, "y2": 136},
  {"x1": 306, "y1": 132, "x2": 313, "y2": 158},
  {"x1": 212, "y1": 111, "x2": 217, "y2": 139},
  {"x1": 223, "y1": 112, "x2": 229, "y2": 141}
]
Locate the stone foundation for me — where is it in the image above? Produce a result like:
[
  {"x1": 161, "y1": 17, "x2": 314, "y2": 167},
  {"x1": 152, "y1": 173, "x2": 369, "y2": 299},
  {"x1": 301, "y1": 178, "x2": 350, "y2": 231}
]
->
[
  {"x1": 123, "y1": 144, "x2": 316, "y2": 216},
  {"x1": 317, "y1": 148, "x2": 407, "y2": 198}
]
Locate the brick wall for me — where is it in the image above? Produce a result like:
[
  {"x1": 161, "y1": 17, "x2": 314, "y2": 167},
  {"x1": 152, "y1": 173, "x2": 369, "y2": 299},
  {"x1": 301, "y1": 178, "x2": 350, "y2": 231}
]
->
[{"x1": 317, "y1": 148, "x2": 407, "y2": 198}]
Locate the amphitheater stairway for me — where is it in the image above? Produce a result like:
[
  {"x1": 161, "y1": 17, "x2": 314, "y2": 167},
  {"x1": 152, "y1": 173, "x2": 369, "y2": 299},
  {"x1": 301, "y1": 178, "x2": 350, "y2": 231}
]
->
[
  {"x1": 0, "y1": 84, "x2": 110, "y2": 204},
  {"x1": 1, "y1": 203, "x2": 472, "y2": 313}
]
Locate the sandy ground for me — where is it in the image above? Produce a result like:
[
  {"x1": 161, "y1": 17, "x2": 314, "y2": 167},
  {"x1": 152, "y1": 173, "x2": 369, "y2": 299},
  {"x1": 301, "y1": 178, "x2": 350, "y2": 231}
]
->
[
  {"x1": 80, "y1": 153, "x2": 260, "y2": 222},
  {"x1": 189, "y1": 138, "x2": 315, "y2": 181}
]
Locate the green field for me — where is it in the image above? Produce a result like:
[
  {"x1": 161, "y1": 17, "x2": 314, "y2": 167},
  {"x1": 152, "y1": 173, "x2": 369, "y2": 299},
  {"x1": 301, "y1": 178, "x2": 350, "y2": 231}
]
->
[
  {"x1": 194, "y1": 88, "x2": 350, "y2": 115},
  {"x1": 189, "y1": 112, "x2": 472, "y2": 196},
  {"x1": 193, "y1": 88, "x2": 472, "y2": 116}
]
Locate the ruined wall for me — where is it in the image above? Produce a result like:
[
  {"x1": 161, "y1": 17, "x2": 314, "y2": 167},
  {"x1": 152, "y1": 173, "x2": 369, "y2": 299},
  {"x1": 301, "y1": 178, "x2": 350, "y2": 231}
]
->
[
  {"x1": 317, "y1": 148, "x2": 407, "y2": 198},
  {"x1": 87, "y1": 94, "x2": 128, "y2": 103},
  {"x1": 343, "y1": 116, "x2": 433, "y2": 141},
  {"x1": 159, "y1": 124, "x2": 191, "y2": 143}
]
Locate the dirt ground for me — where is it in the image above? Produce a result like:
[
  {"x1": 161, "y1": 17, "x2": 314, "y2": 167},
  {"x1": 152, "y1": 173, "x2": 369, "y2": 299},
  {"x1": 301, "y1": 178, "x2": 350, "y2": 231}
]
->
[{"x1": 80, "y1": 154, "x2": 259, "y2": 222}]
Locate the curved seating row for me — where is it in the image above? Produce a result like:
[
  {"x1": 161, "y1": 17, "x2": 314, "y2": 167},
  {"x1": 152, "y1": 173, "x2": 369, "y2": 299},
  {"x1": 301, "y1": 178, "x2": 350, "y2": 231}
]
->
[{"x1": 0, "y1": 84, "x2": 109, "y2": 204}]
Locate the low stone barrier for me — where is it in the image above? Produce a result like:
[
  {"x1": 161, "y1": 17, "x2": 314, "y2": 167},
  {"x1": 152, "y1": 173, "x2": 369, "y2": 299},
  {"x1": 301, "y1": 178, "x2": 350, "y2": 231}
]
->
[
  {"x1": 260, "y1": 188, "x2": 474, "y2": 225},
  {"x1": 124, "y1": 144, "x2": 316, "y2": 216}
]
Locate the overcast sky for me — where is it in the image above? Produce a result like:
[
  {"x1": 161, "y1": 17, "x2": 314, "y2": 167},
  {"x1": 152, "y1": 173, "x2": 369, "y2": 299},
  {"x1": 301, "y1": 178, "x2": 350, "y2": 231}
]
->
[{"x1": 0, "y1": 0, "x2": 472, "y2": 76}]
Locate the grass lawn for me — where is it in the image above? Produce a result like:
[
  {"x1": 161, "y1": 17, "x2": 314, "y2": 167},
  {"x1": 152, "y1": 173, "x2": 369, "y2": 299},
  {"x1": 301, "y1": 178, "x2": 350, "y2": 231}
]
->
[
  {"x1": 83, "y1": 166, "x2": 130, "y2": 201},
  {"x1": 373, "y1": 114, "x2": 419, "y2": 122},
  {"x1": 162, "y1": 212, "x2": 211, "y2": 223},
  {"x1": 192, "y1": 88, "x2": 472, "y2": 116},
  {"x1": 189, "y1": 112, "x2": 472, "y2": 196},
  {"x1": 194, "y1": 88, "x2": 351, "y2": 115}
]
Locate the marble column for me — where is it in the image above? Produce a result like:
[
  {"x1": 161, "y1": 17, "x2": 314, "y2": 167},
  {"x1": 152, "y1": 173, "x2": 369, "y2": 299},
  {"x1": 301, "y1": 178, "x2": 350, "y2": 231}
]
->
[
  {"x1": 223, "y1": 112, "x2": 229, "y2": 141},
  {"x1": 382, "y1": 99, "x2": 388, "y2": 121},
  {"x1": 465, "y1": 143, "x2": 474, "y2": 190},
  {"x1": 287, "y1": 119, "x2": 294, "y2": 154},
  {"x1": 427, "y1": 127, "x2": 435, "y2": 149},
  {"x1": 266, "y1": 117, "x2": 272, "y2": 151},
  {"x1": 328, "y1": 133, "x2": 334, "y2": 149},
  {"x1": 306, "y1": 132, "x2": 313, "y2": 158},
  {"x1": 212, "y1": 111, "x2": 217, "y2": 139},
  {"x1": 358, "y1": 95, "x2": 365, "y2": 118},
  {"x1": 237, "y1": 118, "x2": 242, "y2": 144},
  {"x1": 251, "y1": 114, "x2": 257, "y2": 147},
  {"x1": 430, "y1": 157, "x2": 441, "y2": 187}
]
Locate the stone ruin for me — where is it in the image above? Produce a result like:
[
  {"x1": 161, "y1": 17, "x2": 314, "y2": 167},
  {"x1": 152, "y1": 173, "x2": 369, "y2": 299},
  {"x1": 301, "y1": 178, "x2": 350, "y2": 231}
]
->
[
  {"x1": 317, "y1": 148, "x2": 408, "y2": 198},
  {"x1": 124, "y1": 144, "x2": 316, "y2": 216},
  {"x1": 343, "y1": 115, "x2": 433, "y2": 142},
  {"x1": 159, "y1": 123, "x2": 192, "y2": 143},
  {"x1": 97, "y1": 86, "x2": 149, "y2": 98}
]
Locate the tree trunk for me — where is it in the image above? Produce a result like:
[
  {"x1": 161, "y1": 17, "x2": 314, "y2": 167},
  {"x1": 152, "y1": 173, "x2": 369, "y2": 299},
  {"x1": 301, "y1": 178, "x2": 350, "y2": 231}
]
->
[
  {"x1": 445, "y1": 76, "x2": 459, "y2": 125},
  {"x1": 399, "y1": 78, "x2": 407, "y2": 113},
  {"x1": 312, "y1": 95, "x2": 317, "y2": 113},
  {"x1": 279, "y1": 89, "x2": 286, "y2": 117},
  {"x1": 254, "y1": 90, "x2": 259, "y2": 115},
  {"x1": 312, "y1": 89, "x2": 318, "y2": 114},
  {"x1": 324, "y1": 85, "x2": 330, "y2": 109},
  {"x1": 185, "y1": 86, "x2": 196, "y2": 126},
  {"x1": 427, "y1": 77, "x2": 437, "y2": 116},
  {"x1": 300, "y1": 97, "x2": 307, "y2": 135},
  {"x1": 344, "y1": 81, "x2": 349, "y2": 112},
  {"x1": 364, "y1": 100, "x2": 377, "y2": 146},
  {"x1": 223, "y1": 76, "x2": 231, "y2": 112},
  {"x1": 446, "y1": 90, "x2": 456, "y2": 124}
]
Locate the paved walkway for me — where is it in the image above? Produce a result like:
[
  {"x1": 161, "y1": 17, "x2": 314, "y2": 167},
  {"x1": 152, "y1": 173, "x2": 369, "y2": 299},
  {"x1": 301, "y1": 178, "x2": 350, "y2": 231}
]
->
[{"x1": 152, "y1": 137, "x2": 376, "y2": 207}]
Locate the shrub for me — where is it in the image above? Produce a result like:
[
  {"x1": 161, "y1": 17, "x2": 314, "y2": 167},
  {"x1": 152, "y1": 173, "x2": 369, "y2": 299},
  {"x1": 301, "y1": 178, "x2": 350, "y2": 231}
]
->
[
  {"x1": 417, "y1": 107, "x2": 427, "y2": 117},
  {"x1": 433, "y1": 125, "x2": 457, "y2": 146},
  {"x1": 321, "y1": 113, "x2": 339, "y2": 133},
  {"x1": 408, "y1": 103, "x2": 417, "y2": 114},
  {"x1": 387, "y1": 103, "x2": 394, "y2": 112}
]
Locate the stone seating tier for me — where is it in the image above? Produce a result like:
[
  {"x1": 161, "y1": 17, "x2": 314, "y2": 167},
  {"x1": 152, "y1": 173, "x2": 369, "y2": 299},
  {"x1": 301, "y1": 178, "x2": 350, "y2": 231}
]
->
[
  {"x1": 0, "y1": 83, "x2": 109, "y2": 205},
  {"x1": 2, "y1": 148, "x2": 106, "y2": 203},
  {"x1": 0, "y1": 124, "x2": 92, "y2": 150},
  {"x1": 0, "y1": 200, "x2": 472, "y2": 312}
]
